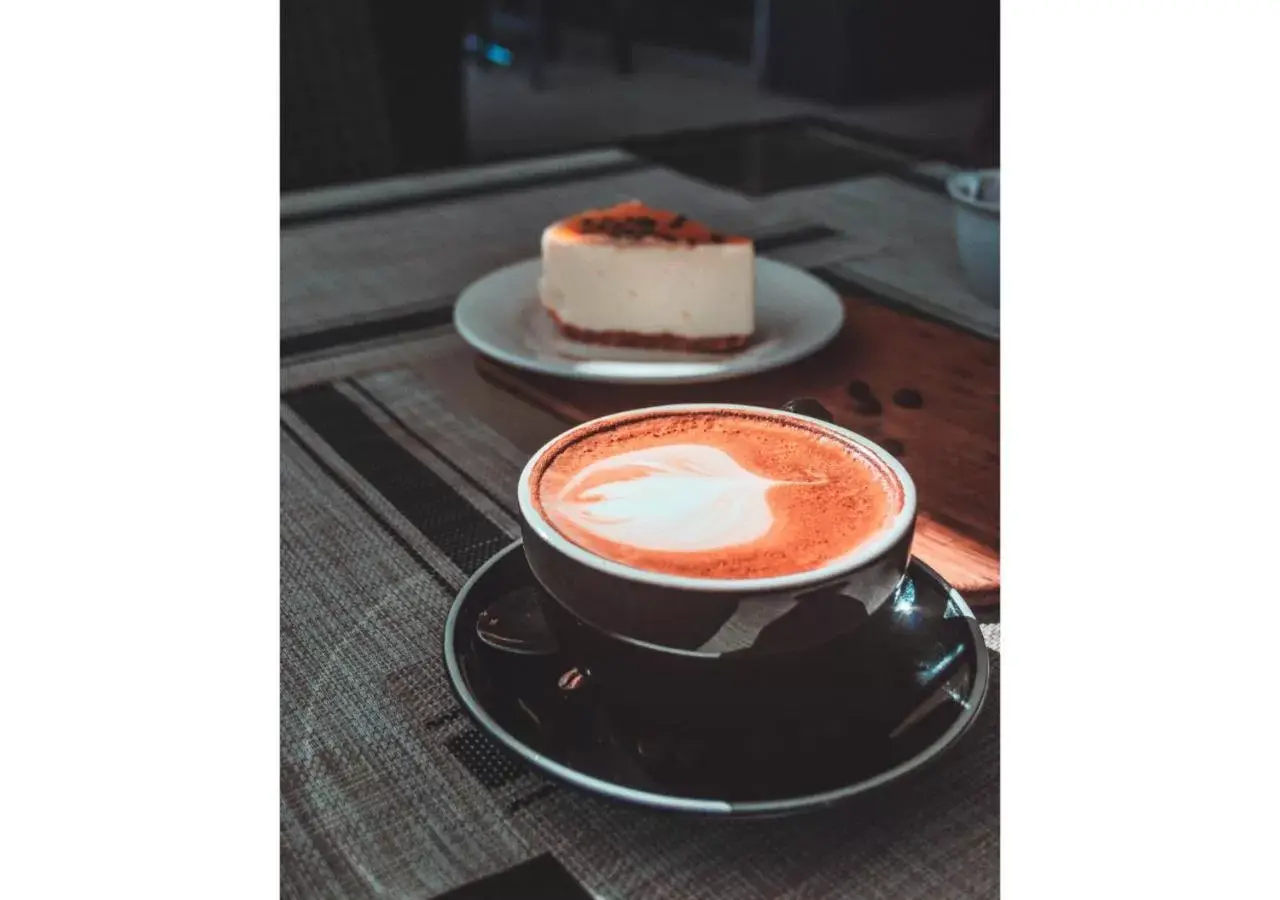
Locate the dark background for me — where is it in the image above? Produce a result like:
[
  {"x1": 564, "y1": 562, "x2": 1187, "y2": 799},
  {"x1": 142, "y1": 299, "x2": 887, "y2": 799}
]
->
[{"x1": 282, "y1": 0, "x2": 998, "y2": 192}]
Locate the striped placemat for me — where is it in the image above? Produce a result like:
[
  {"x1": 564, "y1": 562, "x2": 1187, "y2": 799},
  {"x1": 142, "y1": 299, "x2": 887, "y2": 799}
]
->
[
  {"x1": 281, "y1": 367, "x2": 999, "y2": 900},
  {"x1": 281, "y1": 133, "x2": 999, "y2": 898}
]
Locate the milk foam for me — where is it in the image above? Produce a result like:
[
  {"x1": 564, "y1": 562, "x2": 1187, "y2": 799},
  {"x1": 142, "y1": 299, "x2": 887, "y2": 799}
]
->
[{"x1": 544, "y1": 443, "x2": 815, "y2": 553}]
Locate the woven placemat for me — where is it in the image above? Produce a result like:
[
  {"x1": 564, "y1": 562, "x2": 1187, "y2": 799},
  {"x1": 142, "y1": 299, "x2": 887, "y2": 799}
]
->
[
  {"x1": 280, "y1": 367, "x2": 999, "y2": 899},
  {"x1": 282, "y1": 137, "x2": 998, "y2": 898}
]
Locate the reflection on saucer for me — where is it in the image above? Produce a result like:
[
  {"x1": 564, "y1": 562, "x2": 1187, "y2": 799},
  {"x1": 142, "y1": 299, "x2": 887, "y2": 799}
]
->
[{"x1": 444, "y1": 542, "x2": 990, "y2": 817}]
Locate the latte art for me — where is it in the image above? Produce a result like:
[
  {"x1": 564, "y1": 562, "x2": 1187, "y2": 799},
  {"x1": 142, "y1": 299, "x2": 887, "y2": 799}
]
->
[
  {"x1": 530, "y1": 409, "x2": 904, "y2": 580},
  {"x1": 545, "y1": 444, "x2": 823, "y2": 553}
]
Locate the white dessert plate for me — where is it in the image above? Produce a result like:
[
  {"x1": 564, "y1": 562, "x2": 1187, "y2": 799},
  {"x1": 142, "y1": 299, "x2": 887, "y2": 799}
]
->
[{"x1": 453, "y1": 257, "x2": 845, "y2": 385}]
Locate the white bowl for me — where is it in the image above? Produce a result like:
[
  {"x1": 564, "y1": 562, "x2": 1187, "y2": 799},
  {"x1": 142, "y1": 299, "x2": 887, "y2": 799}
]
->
[{"x1": 946, "y1": 169, "x2": 1000, "y2": 308}]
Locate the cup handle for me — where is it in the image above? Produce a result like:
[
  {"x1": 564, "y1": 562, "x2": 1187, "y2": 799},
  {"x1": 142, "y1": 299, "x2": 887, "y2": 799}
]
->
[{"x1": 780, "y1": 397, "x2": 835, "y2": 424}]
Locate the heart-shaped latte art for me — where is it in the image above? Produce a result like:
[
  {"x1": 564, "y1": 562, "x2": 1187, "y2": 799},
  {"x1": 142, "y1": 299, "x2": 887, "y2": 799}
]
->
[{"x1": 545, "y1": 444, "x2": 819, "y2": 553}]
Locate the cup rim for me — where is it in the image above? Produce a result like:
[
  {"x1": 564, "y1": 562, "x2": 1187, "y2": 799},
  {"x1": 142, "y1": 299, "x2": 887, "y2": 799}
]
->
[
  {"x1": 946, "y1": 169, "x2": 1000, "y2": 216},
  {"x1": 517, "y1": 403, "x2": 918, "y2": 593}
]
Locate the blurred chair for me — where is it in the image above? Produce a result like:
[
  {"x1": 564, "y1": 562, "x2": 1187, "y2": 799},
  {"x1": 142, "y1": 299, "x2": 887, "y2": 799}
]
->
[{"x1": 282, "y1": 0, "x2": 467, "y2": 191}]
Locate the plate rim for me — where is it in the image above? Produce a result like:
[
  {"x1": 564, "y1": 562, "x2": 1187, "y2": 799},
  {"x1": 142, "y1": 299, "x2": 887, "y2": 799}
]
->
[
  {"x1": 452, "y1": 257, "x2": 846, "y2": 386},
  {"x1": 443, "y1": 541, "x2": 991, "y2": 817}
]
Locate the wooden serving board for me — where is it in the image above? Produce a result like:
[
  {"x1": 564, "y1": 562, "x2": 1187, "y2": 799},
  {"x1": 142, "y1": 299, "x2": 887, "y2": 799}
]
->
[{"x1": 477, "y1": 295, "x2": 1000, "y2": 606}]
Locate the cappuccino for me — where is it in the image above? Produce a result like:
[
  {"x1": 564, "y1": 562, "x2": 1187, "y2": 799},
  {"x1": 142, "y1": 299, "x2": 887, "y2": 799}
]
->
[{"x1": 529, "y1": 409, "x2": 904, "y2": 580}]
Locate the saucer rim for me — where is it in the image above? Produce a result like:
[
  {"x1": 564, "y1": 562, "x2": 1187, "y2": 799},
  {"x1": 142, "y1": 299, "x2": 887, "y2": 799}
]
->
[{"x1": 443, "y1": 541, "x2": 990, "y2": 817}]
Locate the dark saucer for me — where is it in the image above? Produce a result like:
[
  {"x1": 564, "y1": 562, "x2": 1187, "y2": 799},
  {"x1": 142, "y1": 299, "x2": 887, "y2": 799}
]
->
[{"x1": 443, "y1": 542, "x2": 990, "y2": 817}]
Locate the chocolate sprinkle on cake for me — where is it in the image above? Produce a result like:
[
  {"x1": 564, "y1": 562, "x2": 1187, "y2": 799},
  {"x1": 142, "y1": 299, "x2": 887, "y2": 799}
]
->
[{"x1": 568, "y1": 205, "x2": 744, "y2": 246}]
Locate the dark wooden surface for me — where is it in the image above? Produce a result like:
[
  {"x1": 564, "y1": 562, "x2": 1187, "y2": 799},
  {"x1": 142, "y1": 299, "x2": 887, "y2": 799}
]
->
[{"x1": 477, "y1": 293, "x2": 1000, "y2": 605}]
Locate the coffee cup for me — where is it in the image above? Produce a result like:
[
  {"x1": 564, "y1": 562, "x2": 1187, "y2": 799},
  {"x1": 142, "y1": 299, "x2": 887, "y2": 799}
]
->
[{"x1": 516, "y1": 400, "x2": 918, "y2": 727}]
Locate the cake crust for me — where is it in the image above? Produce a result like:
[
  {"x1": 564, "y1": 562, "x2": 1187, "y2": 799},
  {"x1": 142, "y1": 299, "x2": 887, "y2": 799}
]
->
[{"x1": 544, "y1": 307, "x2": 751, "y2": 352}]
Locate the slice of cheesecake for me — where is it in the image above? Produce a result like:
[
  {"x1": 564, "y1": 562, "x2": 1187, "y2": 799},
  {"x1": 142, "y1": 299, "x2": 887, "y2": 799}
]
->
[{"x1": 538, "y1": 200, "x2": 754, "y2": 352}]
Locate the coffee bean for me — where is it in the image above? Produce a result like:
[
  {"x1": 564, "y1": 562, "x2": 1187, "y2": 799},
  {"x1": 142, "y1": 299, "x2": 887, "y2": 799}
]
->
[
  {"x1": 846, "y1": 379, "x2": 873, "y2": 400},
  {"x1": 892, "y1": 388, "x2": 923, "y2": 409},
  {"x1": 881, "y1": 438, "x2": 905, "y2": 457}
]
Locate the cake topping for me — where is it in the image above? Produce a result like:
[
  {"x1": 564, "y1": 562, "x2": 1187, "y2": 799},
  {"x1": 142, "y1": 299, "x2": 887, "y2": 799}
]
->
[{"x1": 555, "y1": 200, "x2": 750, "y2": 246}]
